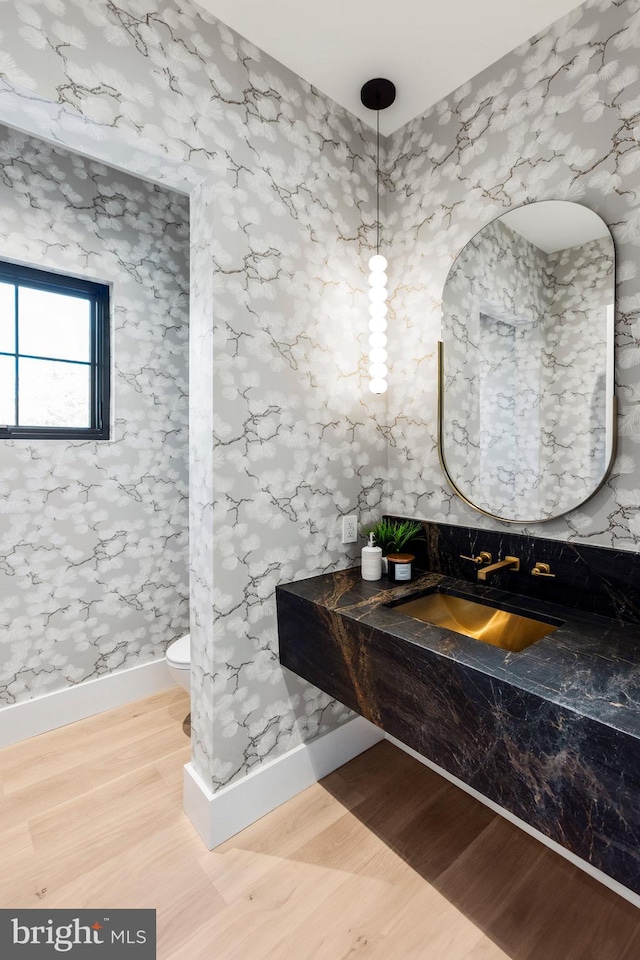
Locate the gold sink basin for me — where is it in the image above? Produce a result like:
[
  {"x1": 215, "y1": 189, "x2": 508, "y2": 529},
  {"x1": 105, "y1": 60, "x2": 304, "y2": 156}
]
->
[{"x1": 393, "y1": 590, "x2": 560, "y2": 652}]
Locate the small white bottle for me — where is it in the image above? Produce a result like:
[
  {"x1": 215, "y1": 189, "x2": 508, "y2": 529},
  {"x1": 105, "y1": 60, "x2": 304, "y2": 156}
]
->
[{"x1": 361, "y1": 532, "x2": 382, "y2": 581}]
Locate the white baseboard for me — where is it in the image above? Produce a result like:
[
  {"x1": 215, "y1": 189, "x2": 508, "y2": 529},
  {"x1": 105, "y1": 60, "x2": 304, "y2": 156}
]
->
[
  {"x1": 0, "y1": 658, "x2": 175, "y2": 748},
  {"x1": 183, "y1": 715, "x2": 383, "y2": 849},
  {"x1": 386, "y1": 733, "x2": 640, "y2": 910}
]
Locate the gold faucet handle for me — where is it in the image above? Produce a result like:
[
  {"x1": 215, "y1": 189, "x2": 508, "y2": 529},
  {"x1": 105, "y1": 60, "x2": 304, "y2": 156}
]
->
[
  {"x1": 460, "y1": 551, "x2": 492, "y2": 565},
  {"x1": 531, "y1": 562, "x2": 555, "y2": 578}
]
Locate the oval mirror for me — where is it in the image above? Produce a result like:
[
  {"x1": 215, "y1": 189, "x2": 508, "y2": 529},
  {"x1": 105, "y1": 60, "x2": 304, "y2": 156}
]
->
[{"x1": 439, "y1": 200, "x2": 616, "y2": 523}]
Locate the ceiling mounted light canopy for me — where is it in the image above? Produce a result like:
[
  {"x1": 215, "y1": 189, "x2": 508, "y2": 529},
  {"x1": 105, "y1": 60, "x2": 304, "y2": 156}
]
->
[
  {"x1": 360, "y1": 78, "x2": 396, "y2": 395},
  {"x1": 360, "y1": 78, "x2": 397, "y2": 113}
]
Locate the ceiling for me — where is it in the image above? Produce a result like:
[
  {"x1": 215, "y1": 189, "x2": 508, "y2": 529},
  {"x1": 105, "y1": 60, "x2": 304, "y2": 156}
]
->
[
  {"x1": 501, "y1": 203, "x2": 610, "y2": 254},
  {"x1": 193, "y1": 0, "x2": 585, "y2": 134}
]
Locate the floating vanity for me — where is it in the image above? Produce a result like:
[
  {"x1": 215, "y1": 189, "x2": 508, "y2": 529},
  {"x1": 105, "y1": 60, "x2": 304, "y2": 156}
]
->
[{"x1": 277, "y1": 524, "x2": 640, "y2": 898}]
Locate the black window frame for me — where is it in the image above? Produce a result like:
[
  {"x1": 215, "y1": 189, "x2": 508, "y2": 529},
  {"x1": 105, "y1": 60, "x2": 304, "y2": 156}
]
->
[{"x1": 0, "y1": 261, "x2": 110, "y2": 440}]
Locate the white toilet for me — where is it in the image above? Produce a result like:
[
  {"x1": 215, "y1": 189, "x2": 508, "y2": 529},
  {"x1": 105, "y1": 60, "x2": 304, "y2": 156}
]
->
[{"x1": 166, "y1": 634, "x2": 190, "y2": 692}]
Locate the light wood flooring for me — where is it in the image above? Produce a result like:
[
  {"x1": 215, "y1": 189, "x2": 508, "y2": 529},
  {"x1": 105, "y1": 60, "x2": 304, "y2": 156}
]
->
[{"x1": 0, "y1": 688, "x2": 638, "y2": 959}]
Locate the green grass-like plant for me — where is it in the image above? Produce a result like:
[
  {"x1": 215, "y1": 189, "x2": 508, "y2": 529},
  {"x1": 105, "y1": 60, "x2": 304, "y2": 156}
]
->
[{"x1": 362, "y1": 518, "x2": 424, "y2": 556}]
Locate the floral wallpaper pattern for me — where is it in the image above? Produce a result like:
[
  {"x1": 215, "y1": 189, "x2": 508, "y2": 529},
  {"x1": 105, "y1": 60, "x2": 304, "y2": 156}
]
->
[
  {"x1": 543, "y1": 236, "x2": 613, "y2": 505},
  {"x1": 441, "y1": 220, "x2": 549, "y2": 518},
  {"x1": 0, "y1": 0, "x2": 387, "y2": 791},
  {"x1": 0, "y1": 122, "x2": 190, "y2": 705},
  {"x1": 187, "y1": 115, "x2": 386, "y2": 786},
  {"x1": 387, "y1": 0, "x2": 640, "y2": 546}
]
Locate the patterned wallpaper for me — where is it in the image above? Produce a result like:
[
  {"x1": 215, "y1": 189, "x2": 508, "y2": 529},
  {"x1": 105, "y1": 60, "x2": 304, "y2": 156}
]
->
[
  {"x1": 441, "y1": 220, "x2": 549, "y2": 518},
  {"x1": 187, "y1": 114, "x2": 386, "y2": 786},
  {"x1": 387, "y1": 0, "x2": 640, "y2": 547},
  {"x1": 0, "y1": 0, "x2": 386, "y2": 791},
  {"x1": 543, "y1": 236, "x2": 613, "y2": 506},
  {"x1": 441, "y1": 220, "x2": 613, "y2": 520},
  {"x1": 0, "y1": 122, "x2": 190, "y2": 705},
  {"x1": 3, "y1": 0, "x2": 640, "y2": 798}
]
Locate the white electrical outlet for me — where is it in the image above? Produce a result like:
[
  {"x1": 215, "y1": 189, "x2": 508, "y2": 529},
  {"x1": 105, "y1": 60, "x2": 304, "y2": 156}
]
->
[{"x1": 342, "y1": 514, "x2": 358, "y2": 544}]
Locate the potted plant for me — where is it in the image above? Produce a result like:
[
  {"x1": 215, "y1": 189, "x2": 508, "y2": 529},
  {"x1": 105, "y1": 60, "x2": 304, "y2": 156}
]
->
[
  {"x1": 363, "y1": 518, "x2": 424, "y2": 572},
  {"x1": 391, "y1": 519, "x2": 424, "y2": 553}
]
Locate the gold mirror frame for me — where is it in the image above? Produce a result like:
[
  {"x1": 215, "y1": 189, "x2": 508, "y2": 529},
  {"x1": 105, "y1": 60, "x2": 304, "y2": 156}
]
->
[{"x1": 437, "y1": 200, "x2": 618, "y2": 524}]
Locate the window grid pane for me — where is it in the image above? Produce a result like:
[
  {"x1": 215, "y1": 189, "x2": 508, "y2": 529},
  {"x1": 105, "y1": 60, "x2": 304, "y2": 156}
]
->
[
  {"x1": 0, "y1": 262, "x2": 109, "y2": 439},
  {"x1": 0, "y1": 282, "x2": 15, "y2": 354},
  {"x1": 18, "y1": 357, "x2": 91, "y2": 428},
  {"x1": 18, "y1": 286, "x2": 92, "y2": 363},
  {"x1": 0, "y1": 354, "x2": 16, "y2": 425}
]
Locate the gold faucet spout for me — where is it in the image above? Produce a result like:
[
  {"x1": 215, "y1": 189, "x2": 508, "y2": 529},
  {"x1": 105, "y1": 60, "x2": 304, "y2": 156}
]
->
[{"x1": 477, "y1": 556, "x2": 520, "y2": 580}]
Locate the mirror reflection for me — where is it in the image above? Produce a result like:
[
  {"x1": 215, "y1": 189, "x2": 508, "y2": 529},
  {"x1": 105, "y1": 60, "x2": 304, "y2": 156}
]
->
[{"x1": 439, "y1": 200, "x2": 615, "y2": 523}]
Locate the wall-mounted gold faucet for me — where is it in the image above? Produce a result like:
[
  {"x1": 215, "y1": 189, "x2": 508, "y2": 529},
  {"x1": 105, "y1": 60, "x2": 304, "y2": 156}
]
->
[
  {"x1": 531, "y1": 562, "x2": 555, "y2": 578},
  {"x1": 460, "y1": 551, "x2": 492, "y2": 565},
  {"x1": 477, "y1": 556, "x2": 520, "y2": 581}
]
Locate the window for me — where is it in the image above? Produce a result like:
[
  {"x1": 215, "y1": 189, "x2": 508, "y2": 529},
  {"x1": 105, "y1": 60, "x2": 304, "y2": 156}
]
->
[{"x1": 0, "y1": 261, "x2": 110, "y2": 439}]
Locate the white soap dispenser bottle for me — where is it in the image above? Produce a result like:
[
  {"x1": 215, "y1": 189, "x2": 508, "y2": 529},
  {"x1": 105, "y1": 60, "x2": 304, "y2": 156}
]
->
[{"x1": 361, "y1": 532, "x2": 382, "y2": 581}]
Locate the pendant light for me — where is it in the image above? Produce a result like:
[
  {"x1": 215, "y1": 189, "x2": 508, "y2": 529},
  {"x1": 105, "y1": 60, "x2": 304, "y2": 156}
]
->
[{"x1": 360, "y1": 78, "x2": 396, "y2": 395}]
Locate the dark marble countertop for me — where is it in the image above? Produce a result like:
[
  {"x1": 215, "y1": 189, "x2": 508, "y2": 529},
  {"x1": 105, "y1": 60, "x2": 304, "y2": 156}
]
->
[{"x1": 279, "y1": 566, "x2": 640, "y2": 741}]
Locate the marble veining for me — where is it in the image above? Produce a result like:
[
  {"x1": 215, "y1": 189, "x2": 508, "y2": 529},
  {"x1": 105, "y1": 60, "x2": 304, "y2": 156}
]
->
[
  {"x1": 402, "y1": 517, "x2": 640, "y2": 626},
  {"x1": 277, "y1": 566, "x2": 640, "y2": 894}
]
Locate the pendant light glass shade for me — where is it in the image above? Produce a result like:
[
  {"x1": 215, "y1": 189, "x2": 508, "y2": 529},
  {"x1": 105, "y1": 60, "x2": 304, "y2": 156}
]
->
[
  {"x1": 369, "y1": 301, "x2": 388, "y2": 318},
  {"x1": 368, "y1": 254, "x2": 387, "y2": 272},
  {"x1": 368, "y1": 245, "x2": 388, "y2": 392}
]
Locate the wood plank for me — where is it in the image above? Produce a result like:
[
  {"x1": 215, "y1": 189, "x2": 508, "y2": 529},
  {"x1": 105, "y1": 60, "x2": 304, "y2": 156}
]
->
[
  {"x1": 168, "y1": 856, "x2": 355, "y2": 960},
  {"x1": 0, "y1": 687, "x2": 189, "y2": 794},
  {"x1": 216, "y1": 777, "x2": 366, "y2": 859},
  {"x1": 0, "y1": 763, "x2": 95, "y2": 832},
  {"x1": 0, "y1": 822, "x2": 34, "y2": 866}
]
